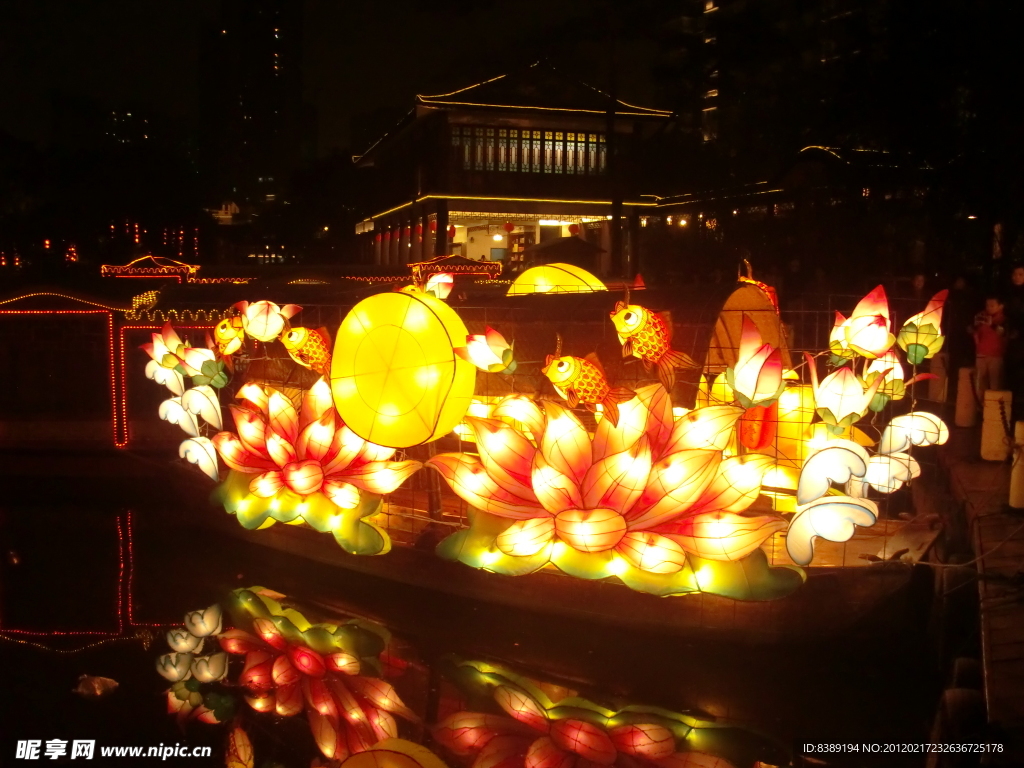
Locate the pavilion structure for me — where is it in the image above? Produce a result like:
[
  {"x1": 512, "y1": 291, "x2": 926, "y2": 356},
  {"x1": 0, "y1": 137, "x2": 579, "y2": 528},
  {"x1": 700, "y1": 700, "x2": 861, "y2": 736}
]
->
[{"x1": 353, "y1": 62, "x2": 672, "y2": 277}]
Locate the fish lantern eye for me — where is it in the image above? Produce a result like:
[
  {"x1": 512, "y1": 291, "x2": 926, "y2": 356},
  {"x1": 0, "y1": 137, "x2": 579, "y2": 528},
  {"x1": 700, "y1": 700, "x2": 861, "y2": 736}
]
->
[
  {"x1": 557, "y1": 361, "x2": 568, "y2": 372},
  {"x1": 624, "y1": 311, "x2": 635, "y2": 323}
]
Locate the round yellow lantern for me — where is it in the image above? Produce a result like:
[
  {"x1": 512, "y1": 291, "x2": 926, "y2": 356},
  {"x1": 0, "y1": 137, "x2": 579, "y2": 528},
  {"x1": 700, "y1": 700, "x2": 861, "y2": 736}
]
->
[{"x1": 331, "y1": 289, "x2": 476, "y2": 448}]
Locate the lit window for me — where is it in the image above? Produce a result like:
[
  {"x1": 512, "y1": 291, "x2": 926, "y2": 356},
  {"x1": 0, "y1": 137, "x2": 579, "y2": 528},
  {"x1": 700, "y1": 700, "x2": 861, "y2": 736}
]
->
[
  {"x1": 704, "y1": 1, "x2": 717, "y2": 11},
  {"x1": 705, "y1": 89, "x2": 718, "y2": 98},
  {"x1": 704, "y1": 36, "x2": 716, "y2": 44}
]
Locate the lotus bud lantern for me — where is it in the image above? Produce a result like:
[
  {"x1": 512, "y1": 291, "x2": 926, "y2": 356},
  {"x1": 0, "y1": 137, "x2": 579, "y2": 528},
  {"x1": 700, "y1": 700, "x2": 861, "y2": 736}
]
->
[{"x1": 897, "y1": 289, "x2": 947, "y2": 364}]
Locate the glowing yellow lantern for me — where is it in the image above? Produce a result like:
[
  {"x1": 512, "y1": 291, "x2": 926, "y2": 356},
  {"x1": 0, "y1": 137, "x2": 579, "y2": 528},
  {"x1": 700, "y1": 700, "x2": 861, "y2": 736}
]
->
[
  {"x1": 331, "y1": 289, "x2": 476, "y2": 448},
  {"x1": 506, "y1": 263, "x2": 607, "y2": 296}
]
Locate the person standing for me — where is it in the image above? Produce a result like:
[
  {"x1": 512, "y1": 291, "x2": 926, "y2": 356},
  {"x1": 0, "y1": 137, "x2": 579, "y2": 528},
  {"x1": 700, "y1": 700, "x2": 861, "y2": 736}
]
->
[{"x1": 973, "y1": 294, "x2": 1008, "y2": 394}]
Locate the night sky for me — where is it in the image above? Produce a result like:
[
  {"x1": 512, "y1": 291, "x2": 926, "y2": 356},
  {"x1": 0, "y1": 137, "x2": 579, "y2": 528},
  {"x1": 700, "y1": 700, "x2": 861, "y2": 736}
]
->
[{"x1": 0, "y1": 0, "x2": 656, "y2": 156}]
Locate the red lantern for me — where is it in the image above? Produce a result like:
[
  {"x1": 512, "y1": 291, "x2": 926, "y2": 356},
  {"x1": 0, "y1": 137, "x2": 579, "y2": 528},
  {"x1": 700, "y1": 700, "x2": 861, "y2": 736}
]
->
[
  {"x1": 448, "y1": 225, "x2": 457, "y2": 238},
  {"x1": 414, "y1": 223, "x2": 423, "y2": 236},
  {"x1": 403, "y1": 226, "x2": 411, "y2": 237},
  {"x1": 503, "y1": 221, "x2": 515, "y2": 233},
  {"x1": 374, "y1": 233, "x2": 382, "y2": 243},
  {"x1": 738, "y1": 401, "x2": 779, "y2": 451},
  {"x1": 383, "y1": 231, "x2": 391, "y2": 241},
  {"x1": 568, "y1": 223, "x2": 581, "y2": 235},
  {"x1": 429, "y1": 220, "x2": 438, "y2": 233}
]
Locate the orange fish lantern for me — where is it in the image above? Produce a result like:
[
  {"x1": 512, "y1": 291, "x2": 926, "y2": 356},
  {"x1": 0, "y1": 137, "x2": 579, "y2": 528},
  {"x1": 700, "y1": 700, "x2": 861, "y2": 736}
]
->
[
  {"x1": 541, "y1": 336, "x2": 634, "y2": 426},
  {"x1": 609, "y1": 301, "x2": 696, "y2": 390},
  {"x1": 281, "y1": 326, "x2": 332, "y2": 376},
  {"x1": 213, "y1": 316, "x2": 245, "y2": 356}
]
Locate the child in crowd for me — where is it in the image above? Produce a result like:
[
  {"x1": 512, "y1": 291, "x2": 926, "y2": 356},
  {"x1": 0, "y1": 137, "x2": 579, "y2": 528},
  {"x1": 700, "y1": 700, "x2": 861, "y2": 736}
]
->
[{"x1": 973, "y1": 295, "x2": 1008, "y2": 393}]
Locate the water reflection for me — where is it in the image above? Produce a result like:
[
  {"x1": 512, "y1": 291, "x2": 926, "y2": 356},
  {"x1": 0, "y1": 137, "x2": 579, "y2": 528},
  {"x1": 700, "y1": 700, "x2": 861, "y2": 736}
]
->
[{"x1": 156, "y1": 587, "x2": 787, "y2": 767}]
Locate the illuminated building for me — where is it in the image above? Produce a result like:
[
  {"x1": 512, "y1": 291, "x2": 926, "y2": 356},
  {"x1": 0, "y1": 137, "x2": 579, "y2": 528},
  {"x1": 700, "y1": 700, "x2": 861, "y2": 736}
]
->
[{"x1": 353, "y1": 62, "x2": 671, "y2": 276}]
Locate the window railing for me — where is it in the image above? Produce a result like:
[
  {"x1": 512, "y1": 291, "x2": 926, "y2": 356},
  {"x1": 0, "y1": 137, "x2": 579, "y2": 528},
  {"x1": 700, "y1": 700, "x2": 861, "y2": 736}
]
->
[{"x1": 451, "y1": 125, "x2": 607, "y2": 175}]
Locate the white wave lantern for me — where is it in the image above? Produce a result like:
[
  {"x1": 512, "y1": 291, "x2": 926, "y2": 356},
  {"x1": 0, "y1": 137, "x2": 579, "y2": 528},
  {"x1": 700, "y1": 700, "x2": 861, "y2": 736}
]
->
[
  {"x1": 159, "y1": 397, "x2": 200, "y2": 437},
  {"x1": 786, "y1": 496, "x2": 879, "y2": 565},
  {"x1": 145, "y1": 359, "x2": 184, "y2": 395},
  {"x1": 850, "y1": 452, "x2": 922, "y2": 496},
  {"x1": 181, "y1": 385, "x2": 223, "y2": 430},
  {"x1": 878, "y1": 411, "x2": 949, "y2": 455},
  {"x1": 796, "y1": 440, "x2": 870, "y2": 504},
  {"x1": 179, "y1": 437, "x2": 220, "y2": 481}
]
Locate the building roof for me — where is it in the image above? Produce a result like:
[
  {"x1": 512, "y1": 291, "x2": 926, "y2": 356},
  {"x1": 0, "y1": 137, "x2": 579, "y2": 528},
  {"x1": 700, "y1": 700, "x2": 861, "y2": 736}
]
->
[
  {"x1": 418, "y1": 61, "x2": 672, "y2": 117},
  {"x1": 356, "y1": 62, "x2": 672, "y2": 164}
]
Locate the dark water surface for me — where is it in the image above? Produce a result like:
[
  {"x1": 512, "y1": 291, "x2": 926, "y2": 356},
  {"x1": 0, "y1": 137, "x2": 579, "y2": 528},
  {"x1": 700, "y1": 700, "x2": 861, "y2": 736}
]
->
[{"x1": 0, "y1": 460, "x2": 943, "y2": 767}]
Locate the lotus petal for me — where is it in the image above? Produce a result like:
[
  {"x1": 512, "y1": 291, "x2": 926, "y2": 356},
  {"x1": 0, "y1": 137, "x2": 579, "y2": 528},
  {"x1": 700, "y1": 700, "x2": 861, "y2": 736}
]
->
[
  {"x1": 627, "y1": 450, "x2": 721, "y2": 530},
  {"x1": 797, "y1": 440, "x2": 869, "y2": 504},
  {"x1": 428, "y1": 454, "x2": 544, "y2": 519},
  {"x1": 159, "y1": 397, "x2": 200, "y2": 437},
  {"x1": 250, "y1": 470, "x2": 285, "y2": 497},
  {"x1": 237, "y1": 382, "x2": 270, "y2": 413},
  {"x1": 787, "y1": 496, "x2": 878, "y2": 565},
  {"x1": 496, "y1": 517, "x2": 556, "y2": 557},
  {"x1": 323, "y1": 479, "x2": 360, "y2": 509},
  {"x1": 616, "y1": 531, "x2": 688, "y2": 573},
  {"x1": 592, "y1": 383, "x2": 672, "y2": 461},
  {"x1": 580, "y1": 436, "x2": 652, "y2": 512},
  {"x1": 688, "y1": 453, "x2": 775, "y2": 515},
  {"x1": 347, "y1": 676, "x2": 418, "y2": 721},
  {"x1": 467, "y1": 417, "x2": 539, "y2": 501},
  {"x1": 267, "y1": 391, "x2": 299, "y2": 444},
  {"x1": 549, "y1": 719, "x2": 617, "y2": 764},
  {"x1": 178, "y1": 437, "x2": 219, "y2": 481},
  {"x1": 217, "y1": 629, "x2": 265, "y2": 655},
  {"x1": 322, "y1": 425, "x2": 368, "y2": 474},
  {"x1": 607, "y1": 723, "x2": 676, "y2": 760},
  {"x1": 532, "y1": 452, "x2": 584, "y2": 514},
  {"x1": 343, "y1": 459, "x2": 421, "y2": 494},
  {"x1": 296, "y1": 409, "x2": 337, "y2": 462},
  {"x1": 265, "y1": 432, "x2": 297, "y2": 466},
  {"x1": 525, "y1": 737, "x2": 575, "y2": 768},
  {"x1": 145, "y1": 359, "x2": 184, "y2": 395},
  {"x1": 300, "y1": 378, "x2": 333, "y2": 428},
  {"x1": 212, "y1": 432, "x2": 278, "y2": 473},
  {"x1": 554, "y1": 508, "x2": 627, "y2": 553},
  {"x1": 231, "y1": 405, "x2": 270, "y2": 457},
  {"x1": 493, "y1": 685, "x2": 549, "y2": 731},
  {"x1": 492, "y1": 396, "x2": 546, "y2": 442},
  {"x1": 275, "y1": 682, "x2": 303, "y2": 717},
  {"x1": 540, "y1": 402, "x2": 593, "y2": 487},
  {"x1": 433, "y1": 712, "x2": 536, "y2": 755},
  {"x1": 283, "y1": 459, "x2": 325, "y2": 496},
  {"x1": 666, "y1": 512, "x2": 786, "y2": 561},
  {"x1": 181, "y1": 385, "x2": 223, "y2": 430},
  {"x1": 663, "y1": 406, "x2": 743, "y2": 453}
]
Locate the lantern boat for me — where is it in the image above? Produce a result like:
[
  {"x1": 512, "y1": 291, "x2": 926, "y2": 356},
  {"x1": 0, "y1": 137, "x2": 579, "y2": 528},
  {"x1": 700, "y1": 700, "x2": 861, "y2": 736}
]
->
[{"x1": 138, "y1": 272, "x2": 949, "y2": 646}]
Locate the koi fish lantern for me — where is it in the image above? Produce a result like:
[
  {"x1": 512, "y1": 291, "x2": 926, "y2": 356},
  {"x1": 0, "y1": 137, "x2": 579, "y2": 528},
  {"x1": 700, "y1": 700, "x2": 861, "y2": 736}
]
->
[
  {"x1": 281, "y1": 326, "x2": 332, "y2": 376},
  {"x1": 213, "y1": 316, "x2": 245, "y2": 356},
  {"x1": 609, "y1": 301, "x2": 697, "y2": 390},
  {"x1": 330, "y1": 288, "x2": 476, "y2": 448},
  {"x1": 541, "y1": 336, "x2": 634, "y2": 427}
]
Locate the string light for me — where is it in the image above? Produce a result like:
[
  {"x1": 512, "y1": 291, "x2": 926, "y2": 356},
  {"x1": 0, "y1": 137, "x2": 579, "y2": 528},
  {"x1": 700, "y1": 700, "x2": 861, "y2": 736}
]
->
[{"x1": 0, "y1": 511, "x2": 170, "y2": 649}]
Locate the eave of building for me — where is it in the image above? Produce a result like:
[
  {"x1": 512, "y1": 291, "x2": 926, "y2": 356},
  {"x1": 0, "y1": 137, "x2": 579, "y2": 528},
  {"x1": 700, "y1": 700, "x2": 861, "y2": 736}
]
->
[{"x1": 363, "y1": 194, "x2": 661, "y2": 223}]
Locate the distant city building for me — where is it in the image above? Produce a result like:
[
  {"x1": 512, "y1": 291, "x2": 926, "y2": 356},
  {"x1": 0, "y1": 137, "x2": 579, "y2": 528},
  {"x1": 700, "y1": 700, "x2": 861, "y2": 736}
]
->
[{"x1": 199, "y1": 0, "x2": 312, "y2": 206}]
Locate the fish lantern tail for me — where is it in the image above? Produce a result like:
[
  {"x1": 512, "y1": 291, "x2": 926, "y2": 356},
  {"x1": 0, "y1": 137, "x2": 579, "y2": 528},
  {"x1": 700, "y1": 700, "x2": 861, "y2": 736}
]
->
[
  {"x1": 601, "y1": 387, "x2": 637, "y2": 427},
  {"x1": 656, "y1": 349, "x2": 698, "y2": 391}
]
